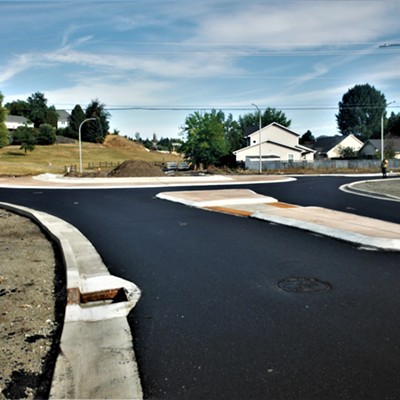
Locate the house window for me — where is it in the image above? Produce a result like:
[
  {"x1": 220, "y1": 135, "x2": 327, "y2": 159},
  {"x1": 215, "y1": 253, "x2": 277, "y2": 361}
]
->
[{"x1": 288, "y1": 154, "x2": 294, "y2": 161}]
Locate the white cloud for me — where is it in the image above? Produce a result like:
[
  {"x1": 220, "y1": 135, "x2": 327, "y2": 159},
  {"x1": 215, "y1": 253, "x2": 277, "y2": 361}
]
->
[{"x1": 190, "y1": 1, "x2": 400, "y2": 48}]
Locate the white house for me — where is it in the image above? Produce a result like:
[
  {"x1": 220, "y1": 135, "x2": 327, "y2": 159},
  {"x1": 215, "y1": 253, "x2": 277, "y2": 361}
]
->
[
  {"x1": 233, "y1": 122, "x2": 315, "y2": 164},
  {"x1": 56, "y1": 110, "x2": 70, "y2": 129},
  {"x1": 359, "y1": 138, "x2": 400, "y2": 159},
  {"x1": 312, "y1": 134, "x2": 363, "y2": 159},
  {"x1": 5, "y1": 115, "x2": 33, "y2": 130}
]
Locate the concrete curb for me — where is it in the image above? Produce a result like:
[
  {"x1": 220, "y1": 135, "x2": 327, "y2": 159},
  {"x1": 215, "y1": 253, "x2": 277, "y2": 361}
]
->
[
  {"x1": 0, "y1": 202, "x2": 143, "y2": 399},
  {"x1": 157, "y1": 188, "x2": 277, "y2": 208},
  {"x1": 340, "y1": 179, "x2": 400, "y2": 202},
  {"x1": 156, "y1": 190, "x2": 400, "y2": 252},
  {"x1": 252, "y1": 210, "x2": 400, "y2": 252}
]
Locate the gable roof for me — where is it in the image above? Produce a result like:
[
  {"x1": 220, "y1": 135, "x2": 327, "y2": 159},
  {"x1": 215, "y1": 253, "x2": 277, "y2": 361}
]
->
[
  {"x1": 312, "y1": 136, "x2": 343, "y2": 153},
  {"x1": 360, "y1": 138, "x2": 400, "y2": 152},
  {"x1": 246, "y1": 122, "x2": 299, "y2": 138},
  {"x1": 6, "y1": 115, "x2": 30, "y2": 124},
  {"x1": 56, "y1": 109, "x2": 70, "y2": 121}
]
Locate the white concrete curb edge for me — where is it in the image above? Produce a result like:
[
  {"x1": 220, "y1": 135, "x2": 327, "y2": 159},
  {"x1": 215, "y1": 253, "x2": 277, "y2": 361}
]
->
[
  {"x1": 252, "y1": 211, "x2": 400, "y2": 251},
  {"x1": 0, "y1": 202, "x2": 143, "y2": 400},
  {"x1": 340, "y1": 179, "x2": 400, "y2": 202},
  {"x1": 156, "y1": 191, "x2": 278, "y2": 208}
]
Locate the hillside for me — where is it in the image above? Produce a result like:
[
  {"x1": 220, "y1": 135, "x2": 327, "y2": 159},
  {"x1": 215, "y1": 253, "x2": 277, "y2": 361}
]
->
[{"x1": 0, "y1": 135, "x2": 183, "y2": 176}]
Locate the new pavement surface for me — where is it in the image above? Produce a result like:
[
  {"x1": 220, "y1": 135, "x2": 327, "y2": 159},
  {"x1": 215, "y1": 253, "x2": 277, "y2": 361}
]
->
[{"x1": 0, "y1": 173, "x2": 399, "y2": 399}]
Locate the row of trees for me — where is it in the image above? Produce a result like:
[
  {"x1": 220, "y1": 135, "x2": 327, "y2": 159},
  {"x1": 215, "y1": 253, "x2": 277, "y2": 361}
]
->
[
  {"x1": 60, "y1": 101, "x2": 110, "y2": 143},
  {"x1": 1, "y1": 92, "x2": 111, "y2": 149},
  {"x1": 2, "y1": 84, "x2": 400, "y2": 165}
]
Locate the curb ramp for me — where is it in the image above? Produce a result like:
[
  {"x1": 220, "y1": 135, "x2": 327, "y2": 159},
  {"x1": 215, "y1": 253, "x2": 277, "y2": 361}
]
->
[
  {"x1": 156, "y1": 189, "x2": 400, "y2": 252},
  {"x1": 0, "y1": 202, "x2": 143, "y2": 399}
]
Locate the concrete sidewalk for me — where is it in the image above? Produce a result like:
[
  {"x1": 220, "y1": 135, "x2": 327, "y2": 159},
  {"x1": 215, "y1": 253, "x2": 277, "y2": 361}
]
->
[{"x1": 157, "y1": 185, "x2": 400, "y2": 251}]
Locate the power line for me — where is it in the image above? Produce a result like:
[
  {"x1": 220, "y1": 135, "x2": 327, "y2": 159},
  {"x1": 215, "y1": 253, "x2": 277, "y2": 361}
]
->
[{"x1": 102, "y1": 105, "x2": 400, "y2": 112}]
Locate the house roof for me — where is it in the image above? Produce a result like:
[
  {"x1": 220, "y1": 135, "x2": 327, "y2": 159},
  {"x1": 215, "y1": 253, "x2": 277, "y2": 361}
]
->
[
  {"x1": 360, "y1": 138, "x2": 400, "y2": 152},
  {"x1": 312, "y1": 136, "x2": 343, "y2": 153},
  {"x1": 246, "y1": 122, "x2": 299, "y2": 138},
  {"x1": 5, "y1": 115, "x2": 30, "y2": 124},
  {"x1": 56, "y1": 109, "x2": 70, "y2": 121},
  {"x1": 312, "y1": 134, "x2": 364, "y2": 154}
]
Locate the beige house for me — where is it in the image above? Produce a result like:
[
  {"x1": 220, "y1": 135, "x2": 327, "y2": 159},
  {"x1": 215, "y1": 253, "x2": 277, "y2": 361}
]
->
[
  {"x1": 233, "y1": 122, "x2": 315, "y2": 164},
  {"x1": 312, "y1": 134, "x2": 363, "y2": 159}
]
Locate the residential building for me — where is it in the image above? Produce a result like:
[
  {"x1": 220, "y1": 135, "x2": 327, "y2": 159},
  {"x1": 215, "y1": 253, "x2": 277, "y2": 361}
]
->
[
  {"x1": 312, "y1": 134, "x2": 363, "y2": 159},
  {"x1": 233, "y1": 122, "x2": 315, "y2": 166},
  {"x1": 56, "y1": 110, "x2": 70, "y2": 129},
  {"x1": 5, "y1": 115, "x2": 33, "y2": 130},
  {"x1": 359, "y1": 138, "x2": 400, "y2": 159}
]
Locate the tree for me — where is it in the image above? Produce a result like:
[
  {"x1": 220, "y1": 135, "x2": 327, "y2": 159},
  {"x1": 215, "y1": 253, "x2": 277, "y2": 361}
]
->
[
  {"x1": 14, "y1": 126, "x2": 36, "y2": 154},
  {"x1": 5, "y1": 99, "x2": 30, "y2": 117},
  {"x1": 225, "y1": 113, "x2": 243, "y2": 152},
  {"x1": 0, "y1": 92, "x2": 10, "y2": 148},
  {"x1": 6, "y1": 93, "x2": 58, "y2": 128},
  {"x1": 239, "y1": 107, "x2": 291, "y2": 136},
  {"x1": 387, "y1": 112, "x2": 400, "y2": 137},
  {"x1": 299, "y1": 130, "x2": 315, "y2": 146},
  {"x1": 336, "y1": 84, "x2": 386, "y2": 140},
  {"x1": 181, "y1": 109, "x2": 229, "y2": 168},
  {"x1": 83, "y1": 99, "x2": 110, "y2": 143},
  {"x1": 337, "y1": 146, "x2": 358, "y2": 159},
  {"x1": 36, "y1": 124, "x2": 56, "y2": 145},
  {"x1": 26, "y1": 92, "x2": 49, "y2": 128},
  {"x1": 66, "y1": 104, "x2": 86, "y2": 139}
]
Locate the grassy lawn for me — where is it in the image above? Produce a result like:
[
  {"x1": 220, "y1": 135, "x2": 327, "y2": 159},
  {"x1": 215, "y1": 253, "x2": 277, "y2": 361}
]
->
[{"x1": 0, "y1": 135, "x2": 183, "y2": 176}]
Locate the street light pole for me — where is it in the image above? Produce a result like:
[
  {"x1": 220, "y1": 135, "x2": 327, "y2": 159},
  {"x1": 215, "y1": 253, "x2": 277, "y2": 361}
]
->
[
  {"x1": 251, "y1": 103, "x2": 262, "y2": 174},
  {"x1": 78, "y1": 118, "x2": 96, "y2": 173},
  {"x1": 380, "y1": 101, "x2": 395, "y2": 162}
]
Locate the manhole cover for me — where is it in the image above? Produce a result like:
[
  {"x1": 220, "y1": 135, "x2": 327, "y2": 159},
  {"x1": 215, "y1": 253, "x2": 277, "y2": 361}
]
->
[{"x1": 277, "y1": 277, "x2": 331, "y2": 293}]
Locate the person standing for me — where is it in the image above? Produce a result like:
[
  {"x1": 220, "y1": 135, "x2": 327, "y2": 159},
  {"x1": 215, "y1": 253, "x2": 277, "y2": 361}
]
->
[{"x1": 381, "y1": 158, "x2": 388, "y2": 178}]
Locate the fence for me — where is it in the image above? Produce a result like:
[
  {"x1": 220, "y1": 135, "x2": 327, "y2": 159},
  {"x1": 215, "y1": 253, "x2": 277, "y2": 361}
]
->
[
  {"x1": 87, "y1": 161, "x2": 121, "y2": 170},
  {"x1": 64, "y1": 161, "x2": 121, "y2": 173},
  {"x1": 245, "y1": 158, "x2": 400, "y2": 171}
]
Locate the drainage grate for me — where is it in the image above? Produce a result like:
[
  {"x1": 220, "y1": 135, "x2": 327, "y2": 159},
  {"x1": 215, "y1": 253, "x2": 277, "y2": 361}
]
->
[{"x1": 277, "y1": 277, "x2": 331, "y2": 293}]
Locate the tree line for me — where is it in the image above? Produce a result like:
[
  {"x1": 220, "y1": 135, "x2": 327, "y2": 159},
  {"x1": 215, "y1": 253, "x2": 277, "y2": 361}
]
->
[
  {"x1": 0, "y1": 91, "x2": 110, "y2": 153},
  {"x1": 1, "y1": 83, "x2": 400, "y2": 163}
]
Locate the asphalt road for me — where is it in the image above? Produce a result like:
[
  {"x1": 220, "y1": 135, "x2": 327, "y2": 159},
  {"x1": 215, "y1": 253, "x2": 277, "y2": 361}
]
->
[{"x1": 1, "y1": 176, "x2": 400, "y2": 399}]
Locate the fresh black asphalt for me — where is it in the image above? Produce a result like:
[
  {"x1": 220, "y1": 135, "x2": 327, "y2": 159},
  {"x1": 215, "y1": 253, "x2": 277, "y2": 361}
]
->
[{"x1": 1, "y1": 176, "x2": 400, "y2": 399}]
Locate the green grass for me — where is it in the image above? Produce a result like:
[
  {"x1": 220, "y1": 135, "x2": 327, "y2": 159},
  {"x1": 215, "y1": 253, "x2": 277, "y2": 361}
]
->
[{"x1": 0, "y1": 135, "x2": 183, "y2": 176}]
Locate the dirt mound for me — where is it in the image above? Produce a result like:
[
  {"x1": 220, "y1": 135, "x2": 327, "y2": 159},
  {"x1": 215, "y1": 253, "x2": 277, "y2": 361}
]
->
[
  {"x1": 104, "y1": 135, "x2": 148, "y2": 152},
  {"x1": 108, "y1": 160, "x2": 165, "y2": 177}
]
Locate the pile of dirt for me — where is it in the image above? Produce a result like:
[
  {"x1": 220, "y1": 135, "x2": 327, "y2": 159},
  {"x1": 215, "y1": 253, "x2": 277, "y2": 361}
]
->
[{"x1": 108, "y1": 160, "x2": 165, "y2": 177}]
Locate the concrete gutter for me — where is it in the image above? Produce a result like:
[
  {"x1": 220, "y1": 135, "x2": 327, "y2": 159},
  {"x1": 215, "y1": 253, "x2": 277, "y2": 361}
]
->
[
  {"x1": 156, "y1": 189, "x2": 400, "y2": 252},
  {"x1": 0, "y1": 202, "x2": 143, "y2": 399}
]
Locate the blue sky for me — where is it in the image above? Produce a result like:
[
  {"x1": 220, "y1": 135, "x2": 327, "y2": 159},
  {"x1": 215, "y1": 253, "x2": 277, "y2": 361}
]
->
[{"x1": 1, "y1": 0, "x2": 400, "y2": 140}]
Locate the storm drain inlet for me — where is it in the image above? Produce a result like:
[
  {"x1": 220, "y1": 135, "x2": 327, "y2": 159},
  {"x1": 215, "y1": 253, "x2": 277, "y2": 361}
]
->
[{"x1": 277, "y1": 277, "x2": 331, "y2": 293}]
